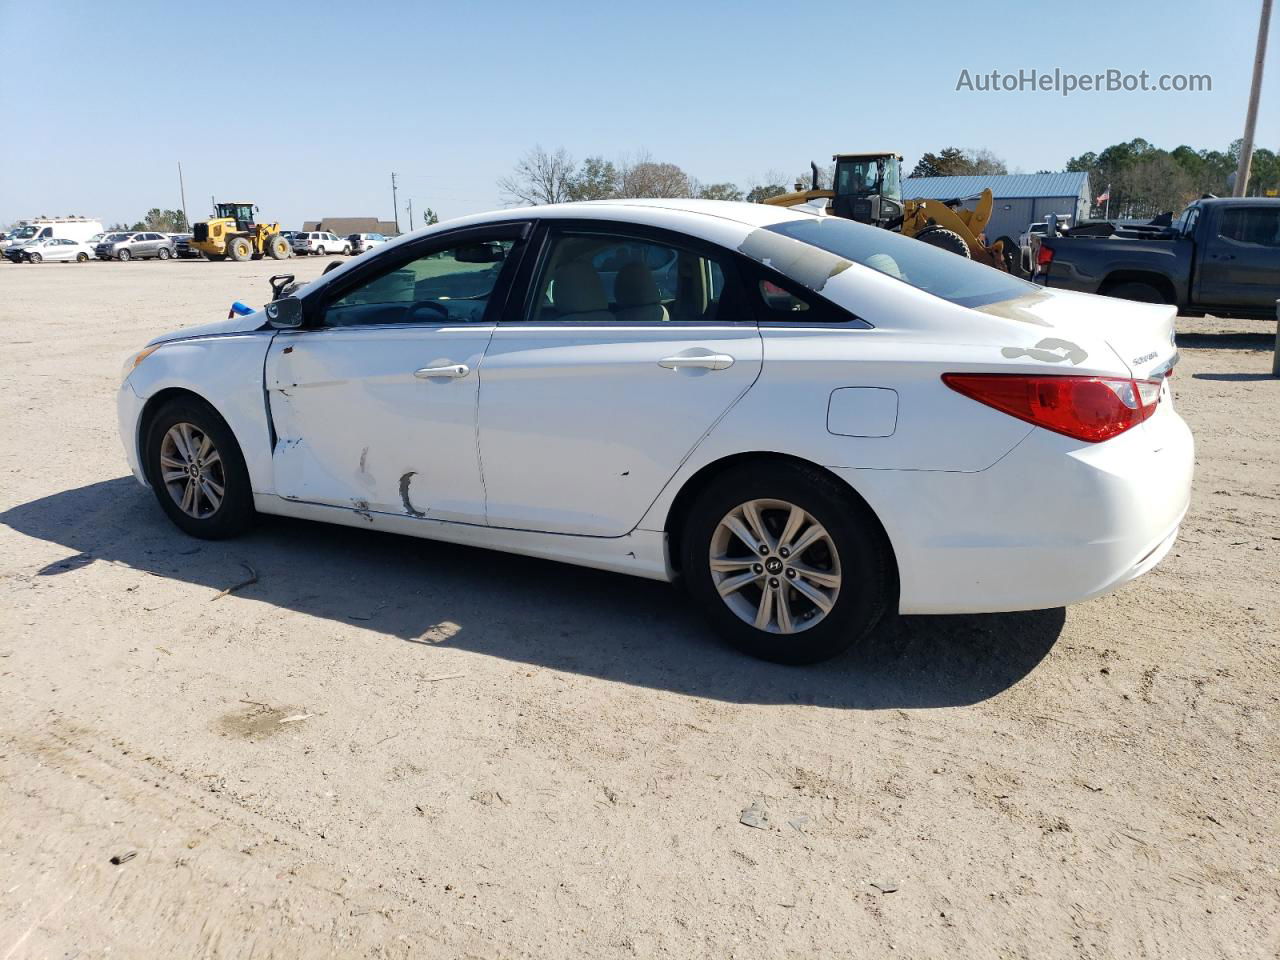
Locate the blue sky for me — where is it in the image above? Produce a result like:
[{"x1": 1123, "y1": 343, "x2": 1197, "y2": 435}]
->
[{"x1": 1, "y1": 0, "x2": 1274, "y2": 229}]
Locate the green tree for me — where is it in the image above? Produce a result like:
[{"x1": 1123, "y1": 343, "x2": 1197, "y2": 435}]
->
[
  {"x1": 745, "y1": 182, "x2": 787, "y2": 203},
  {"x1": 696, "y1": 182, "x2": 744, "y2": 201},
  {"x1": 568, "y1": 156, "x2": 620, "y2": 201},
  {"x1": 910, "y1": 147, "x2": 1007, "y2": 178}
]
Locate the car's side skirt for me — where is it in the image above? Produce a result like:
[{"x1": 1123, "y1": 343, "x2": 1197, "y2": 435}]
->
[{"x1": 254, "y1": 494, "x2": 675, "y2": 583}]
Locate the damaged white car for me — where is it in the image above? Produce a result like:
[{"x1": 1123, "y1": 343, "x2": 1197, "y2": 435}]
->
[{"x1": 118, "y1": 200, "x2": 1192, "y2": 663}]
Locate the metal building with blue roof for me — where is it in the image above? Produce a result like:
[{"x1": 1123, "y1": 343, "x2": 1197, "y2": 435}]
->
[{"x1": 902, "y1": 171, "x2": 1091, "y2": 246}]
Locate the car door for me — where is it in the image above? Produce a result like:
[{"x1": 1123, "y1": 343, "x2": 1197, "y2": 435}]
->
[
  {"x1": 476, "y1": 222, "x2": 763, "y2": 537},
  {"x1": 264, "y1": 222, "x2": 531, "y2": 523},
  {"x1": 1196, "y1": 205, "x2": 1280, "y2": 310},
  {"x1": 49, "y1": 239, "x2": 72, "y2": 261}
]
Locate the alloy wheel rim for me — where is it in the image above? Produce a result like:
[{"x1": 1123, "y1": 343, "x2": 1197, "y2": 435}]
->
[
  {"x1": 709, "y1": 498, "x2": 842, "y2": 635},
  {"x1": 159, "y1": 422, "x2": 226, "y2": 519}
]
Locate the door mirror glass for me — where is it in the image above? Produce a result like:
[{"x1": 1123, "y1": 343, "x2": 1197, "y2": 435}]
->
[{"x1": 266, "y1": 296, "x2": 304, "y2": 328}]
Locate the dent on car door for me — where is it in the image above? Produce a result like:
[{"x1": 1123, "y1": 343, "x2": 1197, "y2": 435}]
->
[
  {"x1": 477, "y1": 223, "x2": 763, "y2": 537},
  {"x1": 263, "y1": 225, "x2": 529, "y2": 522}
]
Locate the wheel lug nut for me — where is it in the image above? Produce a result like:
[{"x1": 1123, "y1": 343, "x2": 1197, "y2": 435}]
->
[
  {"x1": 759, "y1": 545, "x2": 769, "y2": 555},
  {"x1": 786, "y1": 568, "x2": 797, "y2": 579},
  {"x1": 753, "y1": 563, "x2": 763, "y2": 574},
  {"x1": 769, "y1": 577, "x2": 779, "y2": 589},
  {"x1": 779, "y1": 548, "x2": 790, "y2": 558}
]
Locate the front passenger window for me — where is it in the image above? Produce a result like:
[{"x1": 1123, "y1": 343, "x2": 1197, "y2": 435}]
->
[{"x1": 325, "y1": 239, "x2": 515, "y2": 327}]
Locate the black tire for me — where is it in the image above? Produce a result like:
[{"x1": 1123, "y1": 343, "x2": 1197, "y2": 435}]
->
[
  {"x1": 342, "y1": 245, "x2": 351, "y2": 255},
  {"x1": 117, "y1": 248, "x2": 131, "y2": 262},
  {"x1": 76, "y1": 252, "x2": 88, "y2": 262},
  {"x1": 315, "y1": 246, "x2": 326, "y2": 256},
  {"x1": 1101, "y1": 281, "x2": 1167, "y2": 304},
  {"x1": 913, "y1": 227, "x2": 971, "y2": 258},
  {"x1": 142, "y1": 396, "x2": 255, "y2": 540},
  {"x1": 265, "y1": 233, "x2": 290, "y2": 260},
  {"x1": 157, "y1": 246, "x2": 171, "y2": 260},
  {"x1": 994, "y1": 235, "x2": 1022, "y2": 276},
  {"x1": 227, "y1": 236, "x2": 253, "y2": 262},
  {"x1": 206, "y1": 253, "x2": 225, "y2": 261},
  {"x1": 680, "y1": 462, "x2": 891, "y2": 664},
  {"x1": 28, "y1": 252, "x2": 42, "y2": 263}
]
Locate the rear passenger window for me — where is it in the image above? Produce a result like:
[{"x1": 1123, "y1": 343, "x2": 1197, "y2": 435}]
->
[
  {"x1": 527, "y1": 230, "x2": 747, "y2": 323},
  {"x1": 1218, "y1": 208, "x2": 1280, "y2": 247}
]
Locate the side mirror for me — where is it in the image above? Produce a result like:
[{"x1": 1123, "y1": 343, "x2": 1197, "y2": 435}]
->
[{"x1": 265, "y1": 296, "x2": 304, "y2": 329}]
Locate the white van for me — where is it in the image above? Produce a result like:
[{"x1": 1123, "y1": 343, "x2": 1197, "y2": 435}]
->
[{"x1": 3, "y1": 217, "x2": 104, "y2": 257}]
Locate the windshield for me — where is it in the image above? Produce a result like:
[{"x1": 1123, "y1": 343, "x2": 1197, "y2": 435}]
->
[
  {"x1": 106, "y1": 233, "x2": 129, "y2": 241},
  {"x1": 757, "y1": 216, "x2": 1038, "y2": 308},
  {"x1": 13, "y1": 225, "x2": 37, "y2": 239},
  {"x1": 835, "y1": 160, "x2": 880, "y2": 196}
]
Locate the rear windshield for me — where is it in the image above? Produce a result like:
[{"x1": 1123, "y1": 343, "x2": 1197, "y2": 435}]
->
[{"x1": 758, "y1": 217, "x2": 1037, "y2": 308}]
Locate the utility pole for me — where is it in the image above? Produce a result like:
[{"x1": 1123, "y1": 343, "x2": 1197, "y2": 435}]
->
[
  {"x1": 407, "y1": 198, "x2": 413, "y2": 231},
  {"x1": 177, "y1": 161, "x2": 189, "y2": 230},
  {"x1": 389, "y1": 172, "x2": 399, "y2": 232},
  {"x1": 1234, "y1": 0, "x2": 1272, "y2": 197}
]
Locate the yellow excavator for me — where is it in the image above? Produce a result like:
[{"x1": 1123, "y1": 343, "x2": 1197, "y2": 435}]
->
[
  {"x1": 763, "y1": 152, "x2": 1019, "y2": 273},
  {"x1": 191, "y1": 201, "x2": 290, "y2": 262}
]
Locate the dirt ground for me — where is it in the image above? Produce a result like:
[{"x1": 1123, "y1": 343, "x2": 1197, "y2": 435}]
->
[{"x1": 0, "y1": 256, "x2": 1277, "y2": 960}]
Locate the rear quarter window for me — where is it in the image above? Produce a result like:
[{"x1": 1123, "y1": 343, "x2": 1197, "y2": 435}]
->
[{"x1": 748, "y1": 216, "x2": 1038, "y2": 308}]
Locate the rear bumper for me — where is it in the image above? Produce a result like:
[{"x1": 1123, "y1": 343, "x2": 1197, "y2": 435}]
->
[{"x1": 836, "y1": 405, "x2": 1194, "y2": 615}]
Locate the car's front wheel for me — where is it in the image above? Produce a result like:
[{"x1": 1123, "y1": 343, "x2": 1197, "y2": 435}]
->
[
  {"x1": 157, "y1": 247, "x2": 171, "y2": 260},
  {"x1": 143, "y1": 397, "x2": 255, "y2": 539},
  {"x1": 28, "y1": 252, "x2": 42, "y2": 263},
  {"x1": 117, "y1": 249, "x2": 131, "y2": 262},
  {"x1": 681, "y1": 462, "x2": 891, "y2": 664},
  {"x1": 76, "y1": 252, "x2": 88, "y2": 262}
]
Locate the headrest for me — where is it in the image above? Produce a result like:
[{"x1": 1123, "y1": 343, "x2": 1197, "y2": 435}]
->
[
  {"x1": 615, "y1": 261, "x2": 661, "y2": 307},
  {"x1": 552, "y1": 261, "x2": 607, "y2": 314}
]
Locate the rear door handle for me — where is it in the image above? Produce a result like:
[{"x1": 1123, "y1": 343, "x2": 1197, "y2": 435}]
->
[
  {"x1": 414, "y1": 363, "x2": 470, "y2": 379},
  {"x1": 658, "y1": 354, "x2": 735, "y2": 371}
]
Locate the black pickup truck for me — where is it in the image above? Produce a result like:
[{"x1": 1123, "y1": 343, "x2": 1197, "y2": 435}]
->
[{"x1": 1035, "y1": 197, "x2": 1280, "y2": 318}]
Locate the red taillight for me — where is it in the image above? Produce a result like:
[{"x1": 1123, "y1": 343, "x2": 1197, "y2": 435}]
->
[
  {"x1": 942, "y1": 373, "x2": 1162, "y2": 443},
  {"x1": 1036, "y1": 244, "x2": 1054, "y2": 268}
]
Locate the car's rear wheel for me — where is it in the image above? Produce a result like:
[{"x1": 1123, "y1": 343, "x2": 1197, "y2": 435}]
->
[
  {"x1": 117, "y1": 249, "x2": 131, "y2": 262},
  {"x1": 143, "y1": 397, "x2": 255, "y2": 539},
  {"x1": 681, "y1": 462, "x2": 890, "y2": 664},
  {"x1": 76, "y1": 252, "x2": 88, "y2": 262},
  {"x1": 315, "y1": 246, "x2": 326, "y2": 256}
]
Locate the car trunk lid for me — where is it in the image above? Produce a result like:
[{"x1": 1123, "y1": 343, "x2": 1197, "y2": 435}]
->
[{"x1": 975, "y1": 286, "x2": 1178, "y2": 379}]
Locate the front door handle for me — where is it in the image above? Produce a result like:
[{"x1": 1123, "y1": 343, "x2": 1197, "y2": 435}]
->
[
  {"x1": 658, "y1": 353, "x2": 735, "y2": 371},
  {"x1": 414, "y1": 363, "x2": 470, "y2": 379}
]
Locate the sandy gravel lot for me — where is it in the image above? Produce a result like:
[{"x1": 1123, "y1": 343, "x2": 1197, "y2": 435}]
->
[{"x1": 1, "y1": 256, "x2": 1277, "y2": 959}]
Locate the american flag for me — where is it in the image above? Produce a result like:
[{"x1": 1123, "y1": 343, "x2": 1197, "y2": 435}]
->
[{"x1": 1096, "y1": 190, "x2": 1111, "y2": 203}]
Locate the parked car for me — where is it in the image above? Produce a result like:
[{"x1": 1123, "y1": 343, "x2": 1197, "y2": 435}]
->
[
  {"x1": 95, "y1": 232, "x2": 176, "y2": 261},
  {"x1": 291, "y1": 231, "x2": 350, "y2": 256},
  {"x1": 172, "y1": 234, "x2": 203, "y2": 259},
  {"x1": 3, "y1": 217, "x2": 104, "y2": 260},
  {"x1": 1036, "y1": 197, "x2": 1280, "y2": 317},
  {"x1": 348, "y1": 232, "x2": 390, "y2": 254},
  {"x1": 18, "y1": 237, "x2": 93, "y2": 263},
  {"x1": 1018, "y1": 221, "x2": 1050, "y2": 273},
  {"x1": 118, "y1": 199, "x2": 1191, "y2": 664}
]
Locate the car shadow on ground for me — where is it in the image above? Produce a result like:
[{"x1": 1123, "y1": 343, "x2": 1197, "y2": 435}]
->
[
  {"x1": 1176, "y1": 330, "x2": 1274, "y2": 351},
  {"x1": 1192, "y1": 372, "x2": 1275, "y2": 382},
  {"x1": 2, "y1": 477, "x2": 1065, "y2": 710}
]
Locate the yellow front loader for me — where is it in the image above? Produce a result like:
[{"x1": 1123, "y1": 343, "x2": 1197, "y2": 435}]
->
[
  {"x1": 764, "y1": 153, "x2": 1018, "y2": 273},
  {"x1": 191, "y1": 201, "x2": 290, "y2": 262}
]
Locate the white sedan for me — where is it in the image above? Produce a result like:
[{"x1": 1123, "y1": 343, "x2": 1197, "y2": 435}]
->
[
  {"x1": 117, "y1": 200, "x2": 1192, "y2": 663},
  {"x1": 20, "y1": 237, "x2": 93, "y2": 263}
]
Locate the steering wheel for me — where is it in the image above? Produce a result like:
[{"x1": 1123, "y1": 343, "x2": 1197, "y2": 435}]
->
[{"x1": 407, "y1": 301, "x2": 450, "y2": 322}]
